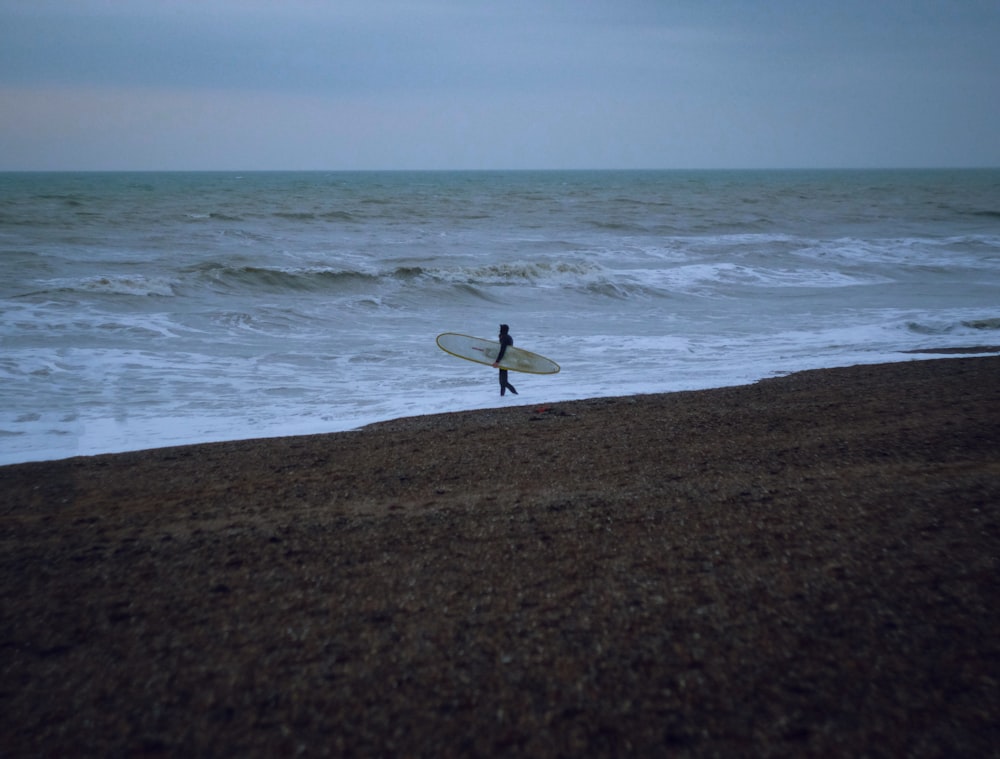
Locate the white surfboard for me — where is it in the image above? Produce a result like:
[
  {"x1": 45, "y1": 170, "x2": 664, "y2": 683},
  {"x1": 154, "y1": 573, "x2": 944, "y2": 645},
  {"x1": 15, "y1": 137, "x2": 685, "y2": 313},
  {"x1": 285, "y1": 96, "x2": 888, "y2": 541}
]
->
[{"x1": 436, "y1": 333, "x2": 560, "y2": 374}]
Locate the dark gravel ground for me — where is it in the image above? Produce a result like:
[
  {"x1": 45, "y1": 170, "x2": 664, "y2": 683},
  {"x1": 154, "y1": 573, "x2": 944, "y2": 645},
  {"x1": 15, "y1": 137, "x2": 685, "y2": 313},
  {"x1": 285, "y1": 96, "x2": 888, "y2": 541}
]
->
[{"x1": 2, "y1": 356, "x2": 998, "y2": 757}]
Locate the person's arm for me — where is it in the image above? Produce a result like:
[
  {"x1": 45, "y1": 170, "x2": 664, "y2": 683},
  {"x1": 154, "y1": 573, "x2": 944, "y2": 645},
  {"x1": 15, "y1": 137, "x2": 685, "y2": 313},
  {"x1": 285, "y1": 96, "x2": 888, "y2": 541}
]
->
[{"x1": 493, "y1": 335, "x2": 511, "y2": 366}]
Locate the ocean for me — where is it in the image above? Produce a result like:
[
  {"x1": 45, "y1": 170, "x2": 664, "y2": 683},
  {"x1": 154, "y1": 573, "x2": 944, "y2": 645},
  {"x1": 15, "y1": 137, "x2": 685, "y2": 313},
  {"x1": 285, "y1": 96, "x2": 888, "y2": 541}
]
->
[{"x1": 2, "y1": 169, "x2": 999, "y2": 465}]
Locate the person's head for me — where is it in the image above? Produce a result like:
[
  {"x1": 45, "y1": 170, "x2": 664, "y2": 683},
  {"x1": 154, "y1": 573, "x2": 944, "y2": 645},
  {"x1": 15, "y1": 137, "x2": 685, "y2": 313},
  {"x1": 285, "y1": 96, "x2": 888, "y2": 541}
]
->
[{"x1": 499, "y1": 324, "x2": 509, "y2": 335}]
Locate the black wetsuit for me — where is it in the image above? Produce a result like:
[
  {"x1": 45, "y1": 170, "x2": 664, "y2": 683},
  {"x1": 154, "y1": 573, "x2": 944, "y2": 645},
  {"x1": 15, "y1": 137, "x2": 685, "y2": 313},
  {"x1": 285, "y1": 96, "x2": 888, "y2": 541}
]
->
[{"x1": 496, "y1": 333, "x2": 518, "y2": 396}]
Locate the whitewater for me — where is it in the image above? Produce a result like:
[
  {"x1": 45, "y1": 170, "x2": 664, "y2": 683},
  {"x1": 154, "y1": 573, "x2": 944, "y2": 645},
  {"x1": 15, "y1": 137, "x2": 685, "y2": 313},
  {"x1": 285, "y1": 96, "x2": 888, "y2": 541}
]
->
[{"x1": 2, "y1": 169, "x2": 999, "y2": 465}]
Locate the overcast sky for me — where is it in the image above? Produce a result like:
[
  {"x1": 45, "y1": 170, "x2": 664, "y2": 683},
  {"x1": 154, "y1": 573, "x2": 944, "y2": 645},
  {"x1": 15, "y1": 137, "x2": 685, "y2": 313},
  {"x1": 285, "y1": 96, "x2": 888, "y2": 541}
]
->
[{"x1": 1, "y1": 0, "x2": 998, "y2": 171}]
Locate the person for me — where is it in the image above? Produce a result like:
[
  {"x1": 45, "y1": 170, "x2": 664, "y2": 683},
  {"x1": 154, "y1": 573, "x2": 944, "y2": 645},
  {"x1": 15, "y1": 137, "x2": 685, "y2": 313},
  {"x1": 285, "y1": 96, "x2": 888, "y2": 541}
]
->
[{"x1": 492, "y1": 323, "x2": 518, "y2": 396}]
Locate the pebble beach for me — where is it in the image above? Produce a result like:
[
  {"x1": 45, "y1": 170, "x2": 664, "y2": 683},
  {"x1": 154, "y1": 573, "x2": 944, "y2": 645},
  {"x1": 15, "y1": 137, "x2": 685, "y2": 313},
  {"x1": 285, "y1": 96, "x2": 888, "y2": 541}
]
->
[{"x1": 2, "y1": 354, "x2": 999, "y2": 756}]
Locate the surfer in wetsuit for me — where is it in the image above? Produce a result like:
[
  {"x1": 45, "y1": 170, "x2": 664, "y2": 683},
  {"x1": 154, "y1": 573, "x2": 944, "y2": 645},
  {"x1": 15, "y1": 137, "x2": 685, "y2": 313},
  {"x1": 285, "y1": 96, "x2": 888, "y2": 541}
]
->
[{"x1": 492, "y1": 323, "x2": 518, "y2": 396}]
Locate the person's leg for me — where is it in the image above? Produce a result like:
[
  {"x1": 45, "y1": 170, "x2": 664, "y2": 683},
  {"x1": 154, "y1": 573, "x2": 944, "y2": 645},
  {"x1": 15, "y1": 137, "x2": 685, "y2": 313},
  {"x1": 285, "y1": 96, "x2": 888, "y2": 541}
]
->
[
  {"x1": 499, "y1": 369, "x2": 507, "y2": 396},
  {"x1": 501, "y1": 372, "x2": 517, "y2": 395}
]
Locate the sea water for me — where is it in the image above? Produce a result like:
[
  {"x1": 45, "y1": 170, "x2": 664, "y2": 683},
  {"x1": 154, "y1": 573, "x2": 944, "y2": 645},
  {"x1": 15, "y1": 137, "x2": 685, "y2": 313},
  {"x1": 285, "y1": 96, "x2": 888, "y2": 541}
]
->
[{"x1": 2, "y1": 170, "x2": 999, "y2": 465}]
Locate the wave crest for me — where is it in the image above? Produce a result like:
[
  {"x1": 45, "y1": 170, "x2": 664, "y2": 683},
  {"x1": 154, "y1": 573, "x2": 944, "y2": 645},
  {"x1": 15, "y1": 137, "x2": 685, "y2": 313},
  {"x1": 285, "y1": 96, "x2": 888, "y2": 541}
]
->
[{"x1": 192, "y1": 264, "x2": 378, "y2": 293}]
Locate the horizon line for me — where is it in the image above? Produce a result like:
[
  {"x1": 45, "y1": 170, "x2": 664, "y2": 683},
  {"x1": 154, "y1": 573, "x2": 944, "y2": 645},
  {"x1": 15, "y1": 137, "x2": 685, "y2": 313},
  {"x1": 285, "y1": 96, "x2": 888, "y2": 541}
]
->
[{"x1": 2, "y1": 165, "x2": 998, "y2": 174}]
